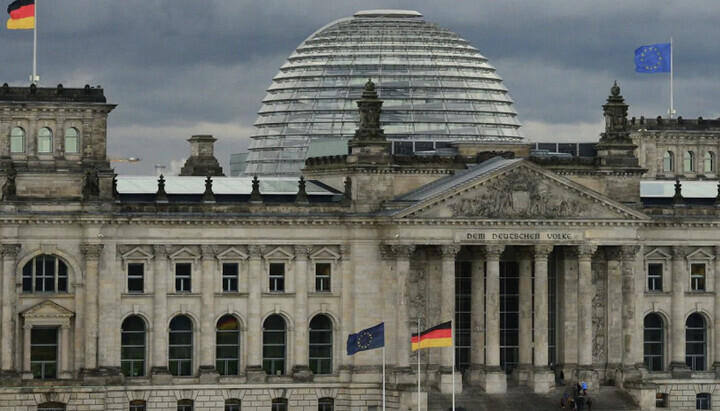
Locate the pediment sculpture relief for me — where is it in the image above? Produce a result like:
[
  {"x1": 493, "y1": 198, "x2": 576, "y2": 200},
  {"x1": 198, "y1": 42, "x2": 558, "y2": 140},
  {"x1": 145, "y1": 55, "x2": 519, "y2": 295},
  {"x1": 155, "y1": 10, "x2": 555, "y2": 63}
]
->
[{"x1": 450, "y1": 169, "x2": 588, "y2": 218}]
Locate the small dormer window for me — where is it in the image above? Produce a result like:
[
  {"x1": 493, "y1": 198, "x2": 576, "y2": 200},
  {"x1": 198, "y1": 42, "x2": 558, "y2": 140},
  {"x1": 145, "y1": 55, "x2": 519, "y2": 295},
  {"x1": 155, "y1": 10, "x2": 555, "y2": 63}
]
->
[
  {"x1": 10, "y1": 127, "x2": 25, "y2": 153},
  {"x1": 38, "y1": 127, "x2": 53, "y2": 153},
  {"x1": 64, "y1": 127, "x2": 79, "y2": 153}
]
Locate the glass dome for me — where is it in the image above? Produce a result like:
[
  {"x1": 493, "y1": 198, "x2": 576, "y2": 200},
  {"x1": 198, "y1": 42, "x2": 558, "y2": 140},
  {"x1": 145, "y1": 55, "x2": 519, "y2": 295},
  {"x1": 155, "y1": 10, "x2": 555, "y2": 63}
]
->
[{"x1": 244, "y1": 10, "x2": 524, "y2": 176}]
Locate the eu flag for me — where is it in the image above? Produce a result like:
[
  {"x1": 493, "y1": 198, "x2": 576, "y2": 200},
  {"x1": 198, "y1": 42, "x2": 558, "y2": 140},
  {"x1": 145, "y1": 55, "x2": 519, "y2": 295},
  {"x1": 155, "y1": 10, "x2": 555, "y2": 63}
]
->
[
  {"x1": 347, "y1": 322, "x2": 384, "y2": 355},
  {"x1": 635, "y1": 43, "x2": 671, "y2": 73}
]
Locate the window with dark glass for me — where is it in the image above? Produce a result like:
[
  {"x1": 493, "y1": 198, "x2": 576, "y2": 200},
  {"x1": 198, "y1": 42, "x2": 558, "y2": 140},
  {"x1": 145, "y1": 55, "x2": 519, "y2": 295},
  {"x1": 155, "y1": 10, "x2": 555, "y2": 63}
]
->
[
  {"x1": 309, "y1": 315, "x2": 332, "y2": 374},
  {"x1": 263, "y1": 315, "x2": 286, "y2": 375},
  {"x1": 686, "y1": 313, "x2": 707, "y2": 371},
  {"x1": 663, "y1": 151, "x2": 674, "y2": 172},
  {"x1": 127, "y1": 263, "x2": 144, "y2": 293},
  {"x1": 64, "y1": 127, "x2": 79, "y2": 153},
  {"x1": 224, "y1": 399, "x2": 241, "y2": 411},
  {"x1": 315, "y1": 262, "x2": 331, "y2": 292},
  {"x1": 271, "y1": 398, "x2": 288, "y2": 411},
  {"x1": 37, "y1": 402, "x2": 66, "y2": 411},
  {"x1": 269, "y1": 263, "x2": 285, "y2": 292},
  {"x1": 216, "y1": 316, "x2": 240, "y2": 376},
  {"x1": 169, "y1": 315, "x2": 193, "y2": 376},
  {"x1": 22, "y1": 255, "x2": 68, "y2": 293},
  {"x1": 691, "y1": 263, "x2": 706, "y2": 291},
  {"x1": 121, "y1": 316, "x2": 146, "y2": 377},
  {"x1": 656, "y1": 393, "x2": 668, "y2": 408},
  {"x1": 697, "y1": 393, "x2": 711, "y2": 410},
  {"x1": 31, "y1": 327, "x2": 58, "y2": 379},
  {"x1": 10, "y1": 126, "x2": 25, "y2": 153},
  {"x1": 643, "y1": 313, "x2": 664, "y2": 371},
  {"x1": 647, "y1": 263, "x2": 663, "y2": 291},
  {"x1": 175, "y1": 263, "x2": 192, "y2": 292},
  {"x1": 177, "y1": 399, "x2": 193, "y2": 411},
  {"x1": 318, "y1": 397, "x2": 334, "y2": 411},
  {"x1": 38, "y1": 127, "x2": 53, "y2": 153},
  {"x1": 222, "y1": 263, "x2": 239, "y2": 292},
  {"x1": 129, "y1": 400, "x2": 146, "y2": 411}
]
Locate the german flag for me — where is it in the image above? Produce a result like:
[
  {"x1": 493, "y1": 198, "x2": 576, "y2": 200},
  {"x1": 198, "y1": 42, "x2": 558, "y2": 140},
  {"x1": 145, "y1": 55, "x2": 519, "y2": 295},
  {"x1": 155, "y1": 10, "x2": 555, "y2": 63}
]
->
[
  {"x1": 411, "y1": 321, "x2": 452, "y2": 351},
  {"x1": 7, "y1": 0, "x2": 34, "y2": 30}
]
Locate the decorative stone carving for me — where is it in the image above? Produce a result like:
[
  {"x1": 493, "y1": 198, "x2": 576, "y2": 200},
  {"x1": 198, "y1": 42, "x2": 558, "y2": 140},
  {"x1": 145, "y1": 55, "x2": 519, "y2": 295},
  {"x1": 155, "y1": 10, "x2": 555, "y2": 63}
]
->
[
  {"x1": 577, "y1": 243, "x2": 598, "y2": 259},
  {"x1": 153, "y1": 245, "x2": 171, "y2": 259},
  {"x1": 671, "y1": 245, "x2": 689, "y2": 259},
  {"x1": 250, "y1": 176, "x2": 262, "y2": 203},
  {"x1": 201, "y1": 245, "x2": 216, "y2": 259},
  {"x1": 449, "y1": 169, "x2": 588, "y2": 219},
  {"x1": 1, "y1": 163, "x2": 17, "y2": 201},
  {"x1": 439, "y1": 244, "x2": 461, "y2": 259},
  {"x1": 80, "y1": 243, "x2": 104, "y2": 260},
  {"x1": 0, "y1": 243, "x2": 21, "y2": 258},
  {"x1": 484, "y1": 244, "x2": 505, "y2": 258},
  {"x1": 533, "y1": 244, "x2": 554, "y2": 258},
  {"x1": 156, "y1": 175, "x2": 168, "y2": 203},
  {"x1": 379, "y1": 244, "x2": 393, "y2": 261},
  {"x1": 339, "y1": 244, "x2": 350, "y2": 260},
  {"x1": 605, "y1": 247, "x2": 622, "y2": 261},
  {"x1": 620, "y1": 245, "x2": 640, "y2": 261},
  {"x1": 591, "y1": 257, "x2": 608, "y2": 363},
  {"x1": 294, "y1": 245, "x2": 312, "y2": 259},
  {"x1": 295, "y1": 176, "x2": 309, "y2": 205},
  {"x1": 247, "y1": 245, "x2": 265, "y2": 259},
  {"x1": 390, "y1": 244, "x2": 415, "y2": 260},
  {"x1": 82, "y1": 166, "x2": 100, "y2": 200}
]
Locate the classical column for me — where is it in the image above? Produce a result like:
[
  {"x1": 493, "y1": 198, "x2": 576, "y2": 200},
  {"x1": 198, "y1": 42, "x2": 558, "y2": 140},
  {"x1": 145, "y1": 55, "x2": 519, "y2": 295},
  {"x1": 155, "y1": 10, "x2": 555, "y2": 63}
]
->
[
  {"x1": 246, "y1": 245, "x2": 265, "y2": 378},
  {"x1": 293, "y1": 245, "x2": 312, "y2": 379},
  {"x1": 199, "y1": 245, "x2": 217, "y2": 377},
  {"x1": 577, "y1": 244, "x2": 597, "y2": 367},
  {"x1": 605, "y1": 248, "x2": 623, "y2": 370},
  {"x1": 22, "y1": 324, "x2": 31, "y2": 379},
  {"x1": 0, "y1": 244, "x2": 20, "y2": 372},
  {"x1": 559, "y1": 248, "x2": 578, "y2": 374},
  {"x1": 438, "y1": 244, "x2": 459, "y2": 394},
  {"x1": 531, "y1": 244, "x2": 554, "y2": 393},
  {"x1": 515, "y1": 249, "x2": 533, "y2": 384},
  {"x1": 59, "y1": 325, "x2": 71, "y2": 379},
  {"x1": 470, "y1": 249, "x2": 485, "y2": 367},
  {"x1": 392, "y1": 244, "x2": 416, "y2": 370},
  {"x1": 151, "y1": 245, "x2": 170, "y2": 377},
  {"x1": 81, "y1": 243, "x2": 104, "y2": 371},
  {"x1": 482, "y1": 244, "x2": 506, "y2": 393},
  {"x1": 670, "y1": 246, "x2": 691, "y2": 377},
  {"x1": 619, "y1": 245, "x2": 643, "y2": 383}
]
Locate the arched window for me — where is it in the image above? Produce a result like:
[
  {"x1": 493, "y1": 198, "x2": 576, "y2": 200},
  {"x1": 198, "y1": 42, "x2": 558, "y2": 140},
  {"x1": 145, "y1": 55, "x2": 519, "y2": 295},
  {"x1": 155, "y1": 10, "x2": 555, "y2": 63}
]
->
[
  {"x1": 177, "y1": 399, "x2": 193, "y2": 411},
  {"x1": 271, "y1": 398, "x2": 288, "y2": 411},
  {"x1": 263, "y1": 315, "x2": 286, "y2": 375},
  {"x1": 683, "y1": 151, "x2": 695, "y2": 173},
  {"x1": 64, "y1": 127, "x2": 79, "y2": 153},
  {"x1": 121, "y1": 316, "x2": 146, "y2": 377},
  {"x1": 318, "y1": 397, "x2": 335, "y2": 411},
  {"x1": 309, "y1": 314, "x2": 333, "y2": 374},
  {"x1": 705, "y1": 152, "x2": 715, "y2": 173},
  {"x1": 216, "y1": 315, "x2": 241, "y2": 376},
  {"x1": 663, "y1": 151, "x2": 673, "y2": 172},
  {"x1": 37, "y1": 127, "x2": 53, "y2": 153},
  {"x1": 686, "y1": 313, "x2": 707, "y2": 371},
  {"x1": 37, "y1": 402, "x2": 66, "y2": 411},
  {"x1": 22, "y1": 255, "x2": 68, "y2": 293},
  {"x1": 129, "y1": 400, "x2": 147, "y2": 411},
  {"x1": 10, "y1": 126, "x2": 25, "y2": 153},
  {"x1": 169, "y1": 315, "x2": 193, "y2": 376},
  {"x1": 224, "y1": 399, "x2": 241, "y2": 411},
  {"x1": 643, "y1": 313, "x2": 664, "y2": 371}
]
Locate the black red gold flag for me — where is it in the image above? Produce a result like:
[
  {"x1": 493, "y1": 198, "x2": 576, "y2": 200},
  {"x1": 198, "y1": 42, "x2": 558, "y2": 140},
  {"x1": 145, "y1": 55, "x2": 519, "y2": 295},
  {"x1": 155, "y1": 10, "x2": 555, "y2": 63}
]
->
[
  {"x1": 7, "y1": 0, "x2": 34, "y2": 30},
  {"x1": 411, "y1": 321, "x2": 452, "y2": 351}
]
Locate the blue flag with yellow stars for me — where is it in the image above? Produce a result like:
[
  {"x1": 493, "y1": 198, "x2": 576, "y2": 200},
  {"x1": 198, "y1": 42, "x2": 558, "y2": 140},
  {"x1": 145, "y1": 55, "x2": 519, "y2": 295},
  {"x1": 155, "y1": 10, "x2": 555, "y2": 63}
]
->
[
  {"x1": 347, "y1": 322, "x2": 384, "y2": 355},
  {"x1": 635, "y1": 43, "x2": 671, "y2": 73}
]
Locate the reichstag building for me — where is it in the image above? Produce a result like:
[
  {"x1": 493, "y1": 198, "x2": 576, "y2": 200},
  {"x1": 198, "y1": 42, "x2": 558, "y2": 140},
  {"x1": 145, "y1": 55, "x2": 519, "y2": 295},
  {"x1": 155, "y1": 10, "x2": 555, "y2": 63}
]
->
[{"x1": 2, "y1": 8, "x2": 720, "y2": 411}]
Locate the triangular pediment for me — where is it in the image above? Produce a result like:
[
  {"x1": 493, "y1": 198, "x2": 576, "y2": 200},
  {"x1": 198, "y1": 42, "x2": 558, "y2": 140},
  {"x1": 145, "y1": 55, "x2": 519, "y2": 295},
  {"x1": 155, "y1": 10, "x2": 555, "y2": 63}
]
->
[
  {"x1": 394, "y1": 160, "x2": 648, "y2": 221},
  {"x1": 217, "y1": 247, "x2": 248, "y2": 260},
  {"x1": 170, "y1": 247, "x2": 200, "y2": 261},
  {"x1": 644, "y1": 248, "x2": 671, "y2": 260},
  {"x1": 687, "y1": 248, "x2": 715, "y2": 261},
  {"x1": 22, "y1": 300, "x2": 74, "y2": 319},
  {"x1": 310, "y1": 247, "x2": 340, "y2": 260},
  {"x1": 121, "y1": 247, "x2": 153, "y2": 261},
  {"x1": 264, "y1": 247, "x2": 293, "y2": 260}
]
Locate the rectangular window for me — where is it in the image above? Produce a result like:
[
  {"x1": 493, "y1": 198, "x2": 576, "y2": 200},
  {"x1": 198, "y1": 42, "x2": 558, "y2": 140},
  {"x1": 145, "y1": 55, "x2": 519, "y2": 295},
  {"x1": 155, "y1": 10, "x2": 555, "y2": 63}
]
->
[
  {"x1": 656, "y1": 393, "x2": 668, "y2": 408},
  {"x1": 175, "y1": 263, "x2": 192, "y2": 292},
  {"x1": 647, "y1": 263, "x2": 663, "y2": 291},
  {"x1": 31, "y1": 328, "x2": 58, "y2": 379},
  {"x1": 269, "y1": 263, "x2": 285, "y2": 292},
  {"x1": 691, "y1": 263, "x2": 706, "y2": 291},
  {"x1": 127, "y1": 263, "x2": 144, "y2": 293},
  {"x1": 222, "y1": 263, "x2": 239, "y2": 292},
  {"x1": 315, "y1": 262, "x2": 331, "y2": 292},
  {"x1": 697, "y1": 393, "x2": 711, "y2": 410}
]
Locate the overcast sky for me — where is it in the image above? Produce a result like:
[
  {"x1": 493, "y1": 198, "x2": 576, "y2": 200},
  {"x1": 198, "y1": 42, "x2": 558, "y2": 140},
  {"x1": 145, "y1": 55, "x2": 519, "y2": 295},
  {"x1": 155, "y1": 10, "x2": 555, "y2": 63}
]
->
[{"x1": 2, "y1": 1, "x2": 719, "y2": 175}]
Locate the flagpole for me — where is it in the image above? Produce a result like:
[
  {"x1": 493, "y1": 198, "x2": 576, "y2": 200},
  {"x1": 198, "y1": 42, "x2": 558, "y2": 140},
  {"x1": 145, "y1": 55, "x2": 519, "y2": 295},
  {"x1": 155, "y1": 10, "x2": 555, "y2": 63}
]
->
[
  {"x1": 32, "y1": 0, "x2": 38, "y2": 84},
  {"x1": 669, "y1": 37, "x2": 674, "y2": 119},
  {"x1": 452, "y1": 322, "x2": 456, "y2": 411},
  {"x1": 417, "y1": 316, "x2": 421, "y2": 411},
  {"x1": 382, "y1": 345, "x2": 386, "y2": 411}
]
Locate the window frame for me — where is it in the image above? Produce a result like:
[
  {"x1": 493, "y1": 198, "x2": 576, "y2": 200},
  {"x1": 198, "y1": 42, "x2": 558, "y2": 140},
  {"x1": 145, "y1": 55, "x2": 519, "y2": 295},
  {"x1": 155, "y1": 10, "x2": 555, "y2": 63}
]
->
[
  {"x1": 314, "y1": 262, "x2": 332, "y2": 292},
  {"x1": 222, "y1": 262, "x2": 239, "y2": 293},
  {"x1": 216, "y1": 315, "x2": 241, "y2": 376},
  {"x1": 31, "y1": 327, "x2": 58, "y2": 380},
  {"x1": 63, "y1": 126, "x2": 79, "y2": 154},
  {"x1": 129, "y1": 399, "x2": 147, "y2": 411},
  {"x1": 318, "y1": 397, "x2": 334, "y2": 411},
  {"x1": 177, "y1": 399, "x2": 194, "y2": 411},
  {"x1": 127, "y1": 262, "x2": 145, "y2": 294},
  {"x1": 22, "y1": 254, "x2": 69, "y2": 294},
  {"x1": 169, "y1": 315, "x2": 194, "y2": 376},
  {"x1": 683, "y1": 150, "x2": 695, "y2": 173},
  {"x1": 175, "y1": 262, "x2": 193, "y2": 293},
  {"x1": 686, "y1": 313, "x2": 707, "y2": 371},
  {"x1": 697, "y1": 393, "x2": 711, "y2": 410},
  {"x1": 271, "y1": 398, "x2": 288, "y2": 411},
  {"x1": 662, "y1": 151, "x2": 674, "y2": 172},
  {"x1": 704, "y1": 151, "x2": 715, "y2": 173},
  {"x1": 647, "y1": 262, "x2": 663, "y2": 292},
  {"x1": 268, "y1": 262, "x2": 285, "y2": 292},
  {"x1": 121, "y1": 315, "x2": 147, "y2": 377},
  {"x1": 309, "y1": 314, "x2": 333, "y2": 375},
  {"x1": 224, "y1": 399, "x2": 241, "y2": 411},
  {"x1": 10, "y1": 126, "x2": 25, "y2": 153},
  {"x1": 643, "y1": 313, "x2": 664, "y2": 372},
  {"x1": 37, "y1": 126, "x2": 53, "y2": 154},
  {"x1": 690, "y1": 262, "x2": 707, "y2": 292},
  {"x1": 263, "y1": 315, "x2": 287, "y2": 375}
]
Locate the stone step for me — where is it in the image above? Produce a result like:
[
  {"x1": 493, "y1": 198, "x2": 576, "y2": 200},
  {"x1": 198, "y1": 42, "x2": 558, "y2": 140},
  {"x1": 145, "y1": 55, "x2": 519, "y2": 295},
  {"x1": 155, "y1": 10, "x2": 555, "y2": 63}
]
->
[{"x1": 427, "y1": 385, "x2": 640, "y2": 411}]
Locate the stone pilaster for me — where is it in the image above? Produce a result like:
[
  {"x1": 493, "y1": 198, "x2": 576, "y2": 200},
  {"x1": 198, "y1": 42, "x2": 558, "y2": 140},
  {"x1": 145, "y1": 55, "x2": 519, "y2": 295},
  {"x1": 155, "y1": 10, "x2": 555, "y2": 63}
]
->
[
  {"x1": 339, "y1": 245, "x2": 355, "y2": 371},
  {"x1": 619, "y1": 245, "x2": 642, "y2": 382},
  {"x1": 60, "y1": 325, "x2": 71, "y2": 379},
  {"x1": 531, "y1": 244, "x2": 554, "y2": 393},
  {"x1": 246, "y1": 245, "x2": 265, "y2": 381},
  {"x1": 199, "y1": 245, "x2": 218, "y2": 381},
  {"x1": 467, "y1": 248, "x2": 485, "y2": 385},
  {"x1": 151, "y1": 245, "x2": 171, "y2": 381},
  {"x1": 514, "y1": 249, "x2": 533, "y2": 385},
  {"x1": 482, "y1": 244, "x2": 506, "y2": 393},
  {"x1": 0, "y1": 244, "x2": 20, "y2": 373},
  {"x1": 390, "y1": 244, "x2": 415, "y2": 371},
  {"x1": 560, "y1": 247, "x2": 578, "y2": 379},
  {"x1": 670, "y1": 246, "x2": 691, "y2": 378},
  {"x1": 292, "y1": 245, "x2": 312, "y2": 381},
  {"x1": 21, "y1": 324, "x2": 31, "y2": 379},
  {"x1": 605, "y1": 247, "x2": 623, "y2": 377},
  {"x1": 81, "y1": 243, "x2": 104, "y2": 372},
  {"x1": 438, "y1": 244, "x2": 460, "y2": 394},
  {"x1": 576, "y1": 243, "x2": 598, "y2": 391}
]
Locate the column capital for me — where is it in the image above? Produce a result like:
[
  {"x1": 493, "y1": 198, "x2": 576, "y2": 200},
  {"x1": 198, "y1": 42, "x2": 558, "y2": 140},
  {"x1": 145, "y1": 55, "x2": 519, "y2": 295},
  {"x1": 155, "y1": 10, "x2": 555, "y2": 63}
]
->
[
  {"x1": 153, "y1": 244, "x2": 171, "y2": 259},
  {"x1": 0, "y1": 243, "x2": 21, "y2": 258},
  {"x1": 390, "y1": 244, "x2": 416, "y2": 260},
  {"x1": 533, "y1": 244, "x2": 554, "y2": 258},
  {"x1": 293, "y1": 245, "x2": 313, "y2": 259},
  {"x1": 247, "y1": 245, "x2": 265, "y2": 259},
  {"x1": 23, "y1": 324, "x2": 32, "y2": 330},
  {"x1": 671, "y1": 245, "x2": 689, "y2": 259},
  {"x1": 439, "y1": 244, "x2": 461, "y2": 259},
  {"x1": 339, "y1": 244, "x2": 350, "y2": 260},
  {"x1": 200, "y1": 245, "x2": 216, "y2": 260},
  {"x1": 577, "y1": 243, "x2": 598, "y2": 259},
  {"x1": 485, "y1": 244, "x2": 505, "y2": 258},
  {"x1": 80, "y1": 243, "x2": 104, "y2": 260},
  {"x1": 620, "y1": 245, "x2": 640, "y2": 261}
]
